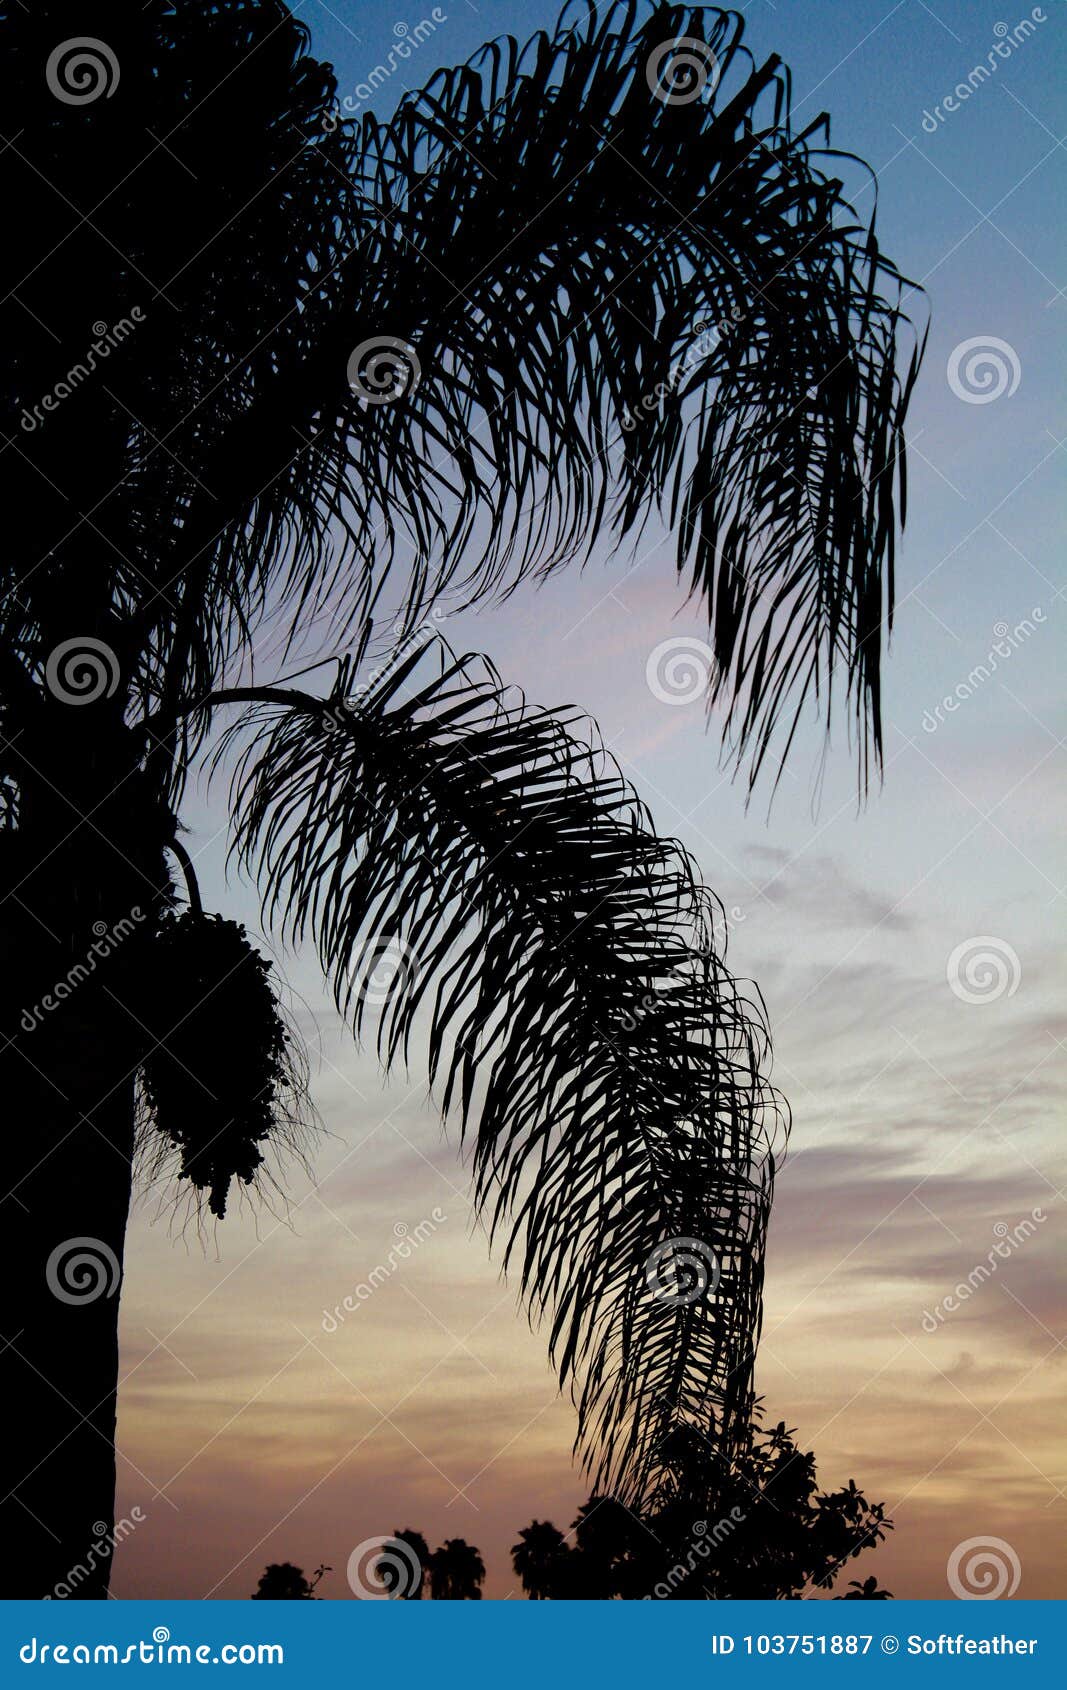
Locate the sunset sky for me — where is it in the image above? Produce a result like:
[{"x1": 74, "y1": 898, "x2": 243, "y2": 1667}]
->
[{"x1": 112, "y1": 0, "x2": 1065, "y2": 1600}]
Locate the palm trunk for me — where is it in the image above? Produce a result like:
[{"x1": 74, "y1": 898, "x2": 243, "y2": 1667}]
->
[
  {"x1": 0, "y1": 1029, "x2": 135, "y2": 1597},
  {"x1": 0, "y1": 706, "x2": 167, "y2": 1597}
]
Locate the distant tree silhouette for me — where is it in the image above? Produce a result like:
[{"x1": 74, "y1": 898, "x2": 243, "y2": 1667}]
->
[
  {"x1": 429, "y1": 1539, "x2": 486, "y2": 1601},
  {"x1": 376, "y1": 1530, "x2": 429, "y2": 1599},
  {"x1": 512, "y1": 1407, "x2": 892, "y2": 1599},
  {"x1": 0, "y1": 0, "x2": 920, "y2": 1596},
  {"x1": 640, "y1": 1412, "x2": 893, "y2": 1599},
  {"x1": 511, "y1": 1520, "x2": 570, "y2": 1601},
  {"x1": 510, "y1": 1500, "x2": 653, "y2": 1600},
  {"x1": 252, "y1": 1562, "x2": 329, "y2": 1600}
]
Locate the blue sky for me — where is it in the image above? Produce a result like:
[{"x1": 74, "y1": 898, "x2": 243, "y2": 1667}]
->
[{"x1": 115, "y1": 0, "x2": 1065, "y2": 1600}]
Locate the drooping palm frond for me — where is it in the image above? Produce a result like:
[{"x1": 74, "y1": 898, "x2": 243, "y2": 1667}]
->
[
  {"x1": 166, "y1": 0, "x2": 920, "y2": 790},
  {"x1": 340, "y1": 0, "x2": 923, "y2": 789},
  {"x1": 214, "y1": 641, "x2": 785, "y2": 1496}
]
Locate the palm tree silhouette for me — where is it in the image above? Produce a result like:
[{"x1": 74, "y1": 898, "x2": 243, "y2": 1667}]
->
[
  {"x1": 510, "y1": 1521, "x2": 570, "y2": 1600},
  {"x1": 429, "y1": 1539, "x2": 486, "y2": 1601},
  {"x1": 376, "y1": 1530, "x2": 429, "y2": 1599},
  {"x1": 0, "y1": 0, "x2": 920, "y2": 1595}
]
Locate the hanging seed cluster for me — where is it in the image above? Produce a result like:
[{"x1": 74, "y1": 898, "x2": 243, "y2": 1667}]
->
[{"x1": 141, "y1": 912, "x2": 292, "y2": 1217}]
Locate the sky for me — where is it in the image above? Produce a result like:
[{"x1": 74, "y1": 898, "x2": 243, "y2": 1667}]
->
[{"x1": 112, "y1": 0, "x2": 1065, "y2": 1600}]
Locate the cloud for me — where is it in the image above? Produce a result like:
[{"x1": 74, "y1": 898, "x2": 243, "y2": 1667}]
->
[{"x1": 741, "y1": 845, "x2": 918, "y2": 934}]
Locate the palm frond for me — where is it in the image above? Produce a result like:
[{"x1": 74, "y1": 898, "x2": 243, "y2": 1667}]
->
[
  {"x1": 217, "y1": 641, "x2": 785, "y2": 1495},
  {"x1": 178, "y1": 0, "x2": 920, "y2": 789}
]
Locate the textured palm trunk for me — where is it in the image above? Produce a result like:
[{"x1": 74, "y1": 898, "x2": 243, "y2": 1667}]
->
[{"x1": 0, "y1": 704, "x2": 167, "y2": 1597}]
